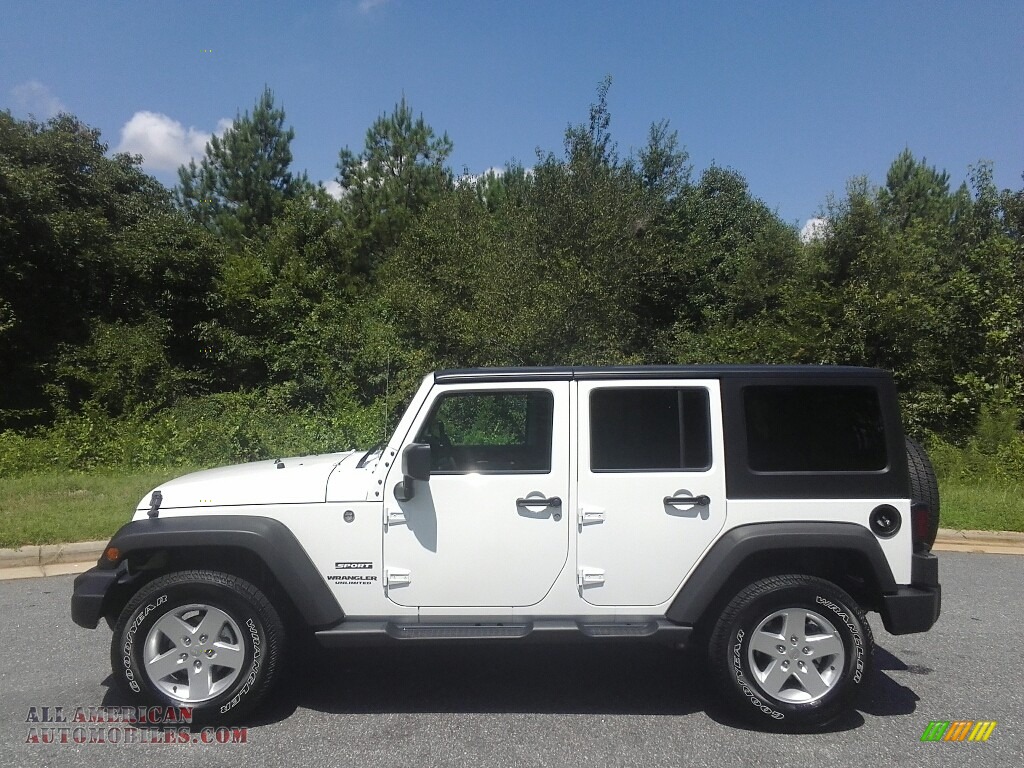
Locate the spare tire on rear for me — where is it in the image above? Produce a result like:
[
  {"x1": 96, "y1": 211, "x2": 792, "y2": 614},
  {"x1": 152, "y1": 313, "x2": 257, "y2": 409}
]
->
[{"x1": 905, "y1": 437, "x2": 940, "y2": 547}]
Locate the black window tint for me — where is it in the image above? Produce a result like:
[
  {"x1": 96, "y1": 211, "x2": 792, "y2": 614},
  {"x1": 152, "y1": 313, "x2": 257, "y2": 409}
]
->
[
  {"x1": 590, "y1": 388, "x2": 711, "y2": 471},
  {"x1": 744, "y1": 386, "x2": 887, "y2": 472},
  {"x1": 416, "y1": 391, "x2": 553, "y2": 473}
]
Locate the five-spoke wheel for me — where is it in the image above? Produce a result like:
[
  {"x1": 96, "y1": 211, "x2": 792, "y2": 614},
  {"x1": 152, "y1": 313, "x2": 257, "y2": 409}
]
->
[
  {"x1": 746, "y1": 607, "x2": 845, "y2": 704},
  {"x1": 709, "y1": 574, "x2": 873, "y2": 730},
  {"x1": 143, "y1": 603, "x2": 247, "y2": 703},
  {"x1": 112, "y1": 570, "x2": 283, "y2": 722}
]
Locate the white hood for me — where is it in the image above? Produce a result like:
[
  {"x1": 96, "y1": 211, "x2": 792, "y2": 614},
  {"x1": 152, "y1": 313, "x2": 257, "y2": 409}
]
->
[{"x1": 135, "y1": 451, "x2": 360, "y2": 511}]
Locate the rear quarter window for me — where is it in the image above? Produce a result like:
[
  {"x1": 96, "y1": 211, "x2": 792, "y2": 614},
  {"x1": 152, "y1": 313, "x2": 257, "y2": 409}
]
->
[{"x1": 744, "y1": 385, "x2": 887, "y2": 472}]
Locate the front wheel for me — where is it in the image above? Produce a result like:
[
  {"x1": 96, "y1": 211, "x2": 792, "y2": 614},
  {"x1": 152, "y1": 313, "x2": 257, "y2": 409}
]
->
[
  {"x1": 708, "y1": 575, "x2": 873, "y2": 731},
  {"x1": 111, "y1": 570, "x2": 284, "y2": 723}
]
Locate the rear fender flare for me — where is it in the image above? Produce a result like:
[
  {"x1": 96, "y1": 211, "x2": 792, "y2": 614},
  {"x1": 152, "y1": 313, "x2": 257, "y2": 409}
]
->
[{"x1": 665, "y1": 521, "x2": 897, "y2": 625}]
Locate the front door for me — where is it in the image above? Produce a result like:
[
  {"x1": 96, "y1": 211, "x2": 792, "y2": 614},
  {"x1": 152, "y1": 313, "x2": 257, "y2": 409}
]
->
[
  {"x1": 383, "y1": 382, "x2": 570, "y2": 608},
  {"x1": 576, "y1": 380, "x2": 727, "y2": 606}
]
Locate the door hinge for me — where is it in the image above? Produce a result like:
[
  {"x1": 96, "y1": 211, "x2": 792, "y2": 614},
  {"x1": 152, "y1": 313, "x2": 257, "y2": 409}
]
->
[
  {"x1": 578, "y1": 567, "x2": 606, "y2": 588},
  {"x1": 384, "y1": 507, "x2": 406, "y2": 529},
  {"x1": 577, "y1": 505, "x2": 605, "y2": 528},
  {"x1": 385, "y1": 568, "x2": 411, "y2": 587}
]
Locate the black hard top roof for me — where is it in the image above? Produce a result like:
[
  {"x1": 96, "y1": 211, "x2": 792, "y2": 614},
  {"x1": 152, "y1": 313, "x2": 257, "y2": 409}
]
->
[{"x1": 434, "y1": 365, "x2": 890, "y2": 384}]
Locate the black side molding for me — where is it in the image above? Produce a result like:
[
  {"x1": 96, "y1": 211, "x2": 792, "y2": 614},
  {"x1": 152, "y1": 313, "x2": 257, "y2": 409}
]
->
[
  {"x1": 665, "y1": 521, "x2": 899, "y2": 625},
  {"x1": 102, "y1": 515, "x2": 344, "y2": 629}
]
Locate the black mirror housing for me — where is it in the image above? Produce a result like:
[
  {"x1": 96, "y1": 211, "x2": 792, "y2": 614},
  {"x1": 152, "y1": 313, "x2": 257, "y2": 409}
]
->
[{"x1": 402, "y1": 443, "x2": 432, "y2": 482}]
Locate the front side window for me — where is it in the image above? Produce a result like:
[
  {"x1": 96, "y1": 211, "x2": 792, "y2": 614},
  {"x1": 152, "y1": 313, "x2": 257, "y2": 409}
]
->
[
  {"x1": 590, "y1": 388, "x2": 712, "y2": 471},
  {"x1": 744, "y1": 385, "x2": 887, "y2": 472},
  {"x1": 416, "y1": 390, "x2": 553, "y2": 473}
]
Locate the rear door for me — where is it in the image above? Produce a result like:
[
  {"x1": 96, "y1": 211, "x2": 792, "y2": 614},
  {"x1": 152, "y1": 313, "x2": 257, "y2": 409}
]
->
[{"x1": 576, "y1": 380, "x2": 727, "y2": 606}]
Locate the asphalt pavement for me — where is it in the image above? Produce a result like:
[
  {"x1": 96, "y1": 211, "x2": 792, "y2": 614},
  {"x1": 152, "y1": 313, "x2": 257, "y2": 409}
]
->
[{"x1": 0, "y1": 551, "x2": 1020, "y2": 768}]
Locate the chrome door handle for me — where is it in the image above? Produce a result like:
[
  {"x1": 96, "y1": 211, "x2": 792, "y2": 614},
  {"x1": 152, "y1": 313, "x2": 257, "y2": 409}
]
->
[{"x1": 664, "y1": 494, "x2": 710, "y2": 506}]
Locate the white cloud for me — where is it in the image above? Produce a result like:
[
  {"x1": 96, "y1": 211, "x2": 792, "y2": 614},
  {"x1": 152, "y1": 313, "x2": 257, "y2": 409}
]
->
[
  {"x1": 357, "y1": 0, "x2": 389, "y2": 12},
  {"x1": 799, "y1": 217, "x2": 828, "y2": 243},
  {"x1": 115, "y1": 111, "x2": 229, "y2": 171},
  {"x1": 11, "y1": 80, "x2": 66, "y2": 119},
  {"x1": 322, "y1": 180, "x2": 345, "y2": 199}
]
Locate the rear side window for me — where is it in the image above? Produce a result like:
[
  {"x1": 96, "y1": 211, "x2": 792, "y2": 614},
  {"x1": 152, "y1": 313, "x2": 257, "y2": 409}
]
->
[
  {"x1": 590, "y1": 388, "x2": 711, "y2": 471},
  {"x1": 744, "y1": 386, "x2": 887, "y2": 472}
]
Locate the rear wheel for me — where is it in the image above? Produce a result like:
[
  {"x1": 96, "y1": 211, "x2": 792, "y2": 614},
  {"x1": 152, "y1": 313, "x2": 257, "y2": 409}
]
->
[
  {"x1": 111, "y1": 570, "x2": 284, "y2": 722},
  {"x1": 708, "y1": 574, "x2": 873, "y2": 731}
]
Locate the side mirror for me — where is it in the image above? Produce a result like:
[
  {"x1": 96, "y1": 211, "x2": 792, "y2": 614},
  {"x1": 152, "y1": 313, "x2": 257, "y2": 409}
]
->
[
  {"x1": 403, "y1": 443, "x2": 432, "y2": 481},
  {"x1": 394, "y1": 443, "x2": 431, "y2": 502}
]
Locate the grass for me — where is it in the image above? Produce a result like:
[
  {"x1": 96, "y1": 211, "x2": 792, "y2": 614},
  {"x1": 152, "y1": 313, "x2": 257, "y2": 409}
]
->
[
  {"x1": 0, "y1": 468, "x2": 1021, "y2": 549},
  {"x1": 937, "y1": 479, "x2": 1024, "y2": 533},
  {"x1": 0, "y1": 469, "x2": 194, "y2": 548}
]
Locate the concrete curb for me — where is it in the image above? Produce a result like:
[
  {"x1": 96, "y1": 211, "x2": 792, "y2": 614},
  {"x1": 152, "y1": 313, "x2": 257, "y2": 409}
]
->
[
  {"x1": 0, "y1": 540, "x2": 107, "y2": 569},
  {"x1": 932, "y1": 527, "x2": 1024, "y2": 555},
  {"x1": 0, "y1": 528, "x2": 1021, "y2": 582},
  {"x1": 0, "y1": 540, "x2": 106, "y2": 581}
]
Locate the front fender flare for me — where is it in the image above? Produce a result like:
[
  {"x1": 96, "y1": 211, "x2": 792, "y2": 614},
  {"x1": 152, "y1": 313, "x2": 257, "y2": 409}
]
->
[{"x1": 102, "y1": 515, "x2": 344, "y2": 628}]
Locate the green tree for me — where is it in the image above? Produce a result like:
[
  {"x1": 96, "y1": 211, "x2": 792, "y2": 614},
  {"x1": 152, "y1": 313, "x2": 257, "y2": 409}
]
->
[
  {"x1": 378, "y1": 81, "x2": 686, "y2": 370},
  {"x1": 199, "y1": 188, "x2": 356, "y2": 395},
  {"x1": 0, "y1": 111, "x2": 219, "y2": 427},
  {"x1": 336, "y1": 97, "x2": 454, "y2": 273},
  {"x1": 878, "y1": 149, "x2": 968, "y2": 233},
  {"x1": 802, "y1": 152, "x2": 1024, "y2": 436},
  {"x1": 177, "y1": 87, "x2": 306, "y2": 244},
  {"x1": 652, "y1": 164, "x2": 805, "y2": 365}
]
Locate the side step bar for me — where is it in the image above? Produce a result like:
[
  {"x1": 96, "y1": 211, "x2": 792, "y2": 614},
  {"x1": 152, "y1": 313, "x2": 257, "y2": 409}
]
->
[{"x1": 315, "y1": 619, "x2": 692, "y2": 648}]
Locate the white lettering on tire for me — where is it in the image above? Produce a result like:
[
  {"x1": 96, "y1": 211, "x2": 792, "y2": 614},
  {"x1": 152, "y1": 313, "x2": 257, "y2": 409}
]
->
[
  {"x1": 815, "y1": 595, "x2": 865, "y2": 684},
  {"x1": 733, "y1": 629, "x2": 785, "y2": 720},
  {"x1": 121, "y1": 595, "x2": 168, "y2": 693},
  {"x1": 219, "y1": 617, "x2": 262, "y2": 714}
]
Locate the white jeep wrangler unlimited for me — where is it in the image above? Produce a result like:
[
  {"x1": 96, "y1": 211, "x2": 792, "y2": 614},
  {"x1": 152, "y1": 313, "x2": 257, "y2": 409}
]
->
[{"x1": 72, "y1": 365, "x2": 941, "y2": 730}]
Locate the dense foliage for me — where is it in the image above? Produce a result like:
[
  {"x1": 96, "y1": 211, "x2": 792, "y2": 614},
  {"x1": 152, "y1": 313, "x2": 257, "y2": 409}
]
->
[{"x1": 2, "y1": 84, "x2": 1022, "y2": 473}]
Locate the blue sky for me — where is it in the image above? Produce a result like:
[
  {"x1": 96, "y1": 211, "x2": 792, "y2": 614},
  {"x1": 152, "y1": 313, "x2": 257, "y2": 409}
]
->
[{"x1": 2, "y1": 1, "x2": 1021, "y2": 230}]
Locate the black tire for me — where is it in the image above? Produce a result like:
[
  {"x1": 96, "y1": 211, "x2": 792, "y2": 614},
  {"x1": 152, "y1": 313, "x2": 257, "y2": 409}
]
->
[
  {"x1": 708, "y1": 575, "x2": 874, "y2": 731},
  {"x1": 111, "y1": 570, "x2": 284, "y2": 723},
  {"x1": 906, "y1": 437, "x2": 940, "y2": 547}
]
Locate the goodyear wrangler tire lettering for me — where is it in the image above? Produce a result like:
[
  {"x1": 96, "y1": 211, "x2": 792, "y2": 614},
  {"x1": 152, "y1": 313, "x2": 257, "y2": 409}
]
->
[
  {"x1": 111, "y1": 571, "x2": 282, "y2": 724},
  {"x1": 732, "y1": 630, "x2": 785, "y2": 719},
  {"x1": 220, "y1": 618, "x2": 263, "y2": 714},
  {"x1": 816, "y1": 595, "x2": 866, "y2": 684},
  {"x1": 709, "y1": 574, "x2": 874, "y2": 732},
  {"x1": 121, "y1": 595, "x2": 167, "y2": 692}
]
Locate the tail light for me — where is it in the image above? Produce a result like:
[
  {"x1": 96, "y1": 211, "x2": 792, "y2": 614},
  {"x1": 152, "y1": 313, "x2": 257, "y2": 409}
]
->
[{"x1": 912, "y1": 502, "x2": 932, "y2": 551}]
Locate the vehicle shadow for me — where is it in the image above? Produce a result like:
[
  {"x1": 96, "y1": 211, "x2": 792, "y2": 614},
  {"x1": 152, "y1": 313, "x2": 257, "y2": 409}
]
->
[
  {"x1": 252, "y1": 643, "x2": 707, "y2": 724},
  {"x1": 98, "y1": 642, "x2": 921, "y2": 732},
  {"x1": 858, "y1": 645, "x2": 923, "y2": 717}
]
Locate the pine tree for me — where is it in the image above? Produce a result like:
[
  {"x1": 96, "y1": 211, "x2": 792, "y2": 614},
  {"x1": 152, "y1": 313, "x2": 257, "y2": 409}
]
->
[
  {"x1": 336, "y1": 97, "x2": 453, "y2": 273},
  {"x1": 177, "y1": 87, "x2": 306, "y2": 244}
]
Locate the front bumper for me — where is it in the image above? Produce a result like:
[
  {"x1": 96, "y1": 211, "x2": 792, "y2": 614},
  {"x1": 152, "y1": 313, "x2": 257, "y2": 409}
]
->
[
  {"x1": 878, "y1": 551, "x2": 941, "y2": 635},
  {"x1": 71, "y1": 564, "x2": 122, "y2": 629}
]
